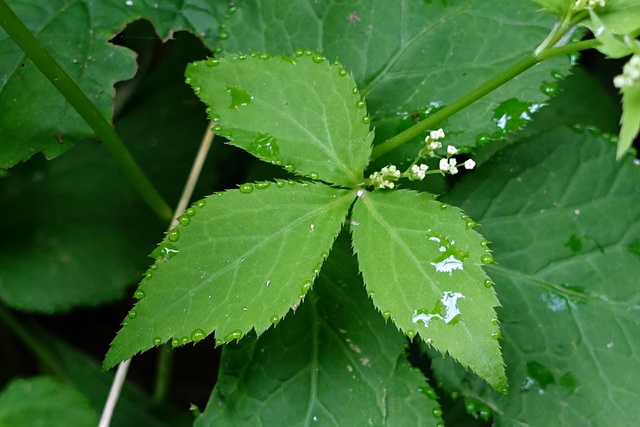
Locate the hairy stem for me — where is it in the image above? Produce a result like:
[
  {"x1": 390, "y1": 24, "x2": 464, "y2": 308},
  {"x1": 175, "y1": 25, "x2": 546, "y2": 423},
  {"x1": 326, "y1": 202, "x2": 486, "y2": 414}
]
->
[
  {"x1": 371, "y1": 38, "x2": 600, "y2": 161},
  {"x1": 0, "y1": 0, "x2": 172, "y2": 222}
]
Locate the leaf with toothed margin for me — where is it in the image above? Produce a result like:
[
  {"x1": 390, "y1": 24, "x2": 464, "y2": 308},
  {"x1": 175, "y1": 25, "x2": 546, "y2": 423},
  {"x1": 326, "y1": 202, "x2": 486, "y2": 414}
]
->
[
  {"x1": 617, "y1": 85, "x2": 640, "y2": 159},
  {"x1": 103, "y1": 182, "x2": 353, "y2": 369},
  {"x1": 195, "y1": 234, "x2": 443, "y2": 426},
  {"x1": 350, "y1": 190, "x2": 506, "y2": 392},
  {"x1": 185, "y1": 53, "x2": 374, "y2": 187}
]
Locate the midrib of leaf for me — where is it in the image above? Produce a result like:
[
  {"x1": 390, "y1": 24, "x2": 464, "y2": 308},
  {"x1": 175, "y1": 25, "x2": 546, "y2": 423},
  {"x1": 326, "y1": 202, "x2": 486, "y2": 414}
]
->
[
  {"x1": 150, "y1": 187, "x2": 354, "y2": 318},
  {"x1": 359, "y1": 0, "x2": 474, "y2": 97}
]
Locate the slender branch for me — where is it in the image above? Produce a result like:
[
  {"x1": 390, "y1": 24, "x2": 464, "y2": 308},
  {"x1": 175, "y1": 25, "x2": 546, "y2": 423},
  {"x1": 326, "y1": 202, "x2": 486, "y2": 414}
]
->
[
  {"x1": 371, "y1": 38, "x2": 600, "y2": 161},
  {"x1": 0, "y1": 304, "x2": 65, "y2": 380},
  {"x1": 0, "y1": 0, "x2": 172, "y2": 223},
  {"x1": 98, "y1": 123, "x2": 216, "y2": 424}
]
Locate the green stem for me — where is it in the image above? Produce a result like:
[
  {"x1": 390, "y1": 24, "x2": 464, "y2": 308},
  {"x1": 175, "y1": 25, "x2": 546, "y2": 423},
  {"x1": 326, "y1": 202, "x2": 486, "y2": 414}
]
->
[
  {"x1": 0, "y1": 304, "x2": 66, "y2": 380},
  {"x1": 0, "y1": 0, "x2": 172, "y2": 223},
  {"x1": 153, "y1": 344, "x2": 174, "y2": 402},
  {"x1": 371, "y1": 38, "x2": 600, "y2": 161}
]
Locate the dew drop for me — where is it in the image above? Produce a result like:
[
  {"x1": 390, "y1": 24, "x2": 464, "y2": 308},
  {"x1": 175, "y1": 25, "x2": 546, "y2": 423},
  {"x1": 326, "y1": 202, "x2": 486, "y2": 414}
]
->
[
  {"x1": 191, "y1": 329, "x2": 206, "y2": 343},
  {"x1": 178, "y1": 215, "x2": 191, "y2": 226},
  {"x1": 464, "y1": 217, "x2": 478, "y2": 229},
  {"x1": 224, "y1": 330, "x2": 243, "y2": 342},
  {"x1": 184, "y1": 77, "x2": 192, "y2": 85},
  {"x1": 382, "y1": 310, "x2": 391, "y2": 320},
  {"x1": 193, "y1": 86, "x2": 201, "y2": 95},
  {"x1": 255, "y1": 181, "x2": 271, "y2": 190},
  {"x1": 481, "y1": 253, "x2": 495, "y2": 264},
  {"x1": 239, "y1": 183, "x2": 254, "y2": 194},
  {"x1": 275, "y1": 179, "x2": 285, "y2": 188},
  {"x1": 284, "y1": 164, "x2": 295, "y2": 173},
  {"x1": 312, "y1": 53, "x2": 325, "y2": 63},
  {"x1": 213, "y1": 124, "x2": 223, "y2": 132},
  {"x1": 258, "y1": 52, "x2": 270, "y2": 60},
  {"x1": 237, "y1": 53, "x2": 247, "y2": 60},
  {"x1": 480, "y1": 239, "x2": 490, "y2": 249},
  {"x1": 248, "y1": 133, "x2": 279, "y2": 158},
  {"x1": 294, "y1": 48, "x2": 304, "y2": 57},
  {"x1": 338, "y1": 68, "x2": 348, "y2": 76},
  {"x1": 227, "y1": 86, "x2": 253, "y2": 109},
  {"x1": 308, "y1": 171, "x2": 319, "y2": 180},
  {"x1": 218, "y1": 30, "x2": 229, "y2": 40},
  {"x1": 301, "y1": 280, "x2": 313, "y2": 293},
  {"x1": 171, "y1": 338, "x2": 180, "y2": 347},
  {"x1": 151, "y1": 264, "x2": 158, "y2": 270},
  {"x1": 540, "y1": 82, "x2": 559, "y2": 96},
  {"x1": 206, "y1": 57, "x2": 221, "y2": 67},
  {"x1": 352, "y1": 87, "x2": 358, "y2": 94},
  {"x1": 312, "y1": 261, "x2": 322, "y2": 275},
  {"x1": 550, "y1": 70, "x2": 563, "y2": 80},
  {"x1": 304, "y1": 49, "x2": 313, "y2": 56},
  {"x1": 153, "y1": 337, "x2": 162, "y2": 346},
  {"x1": 356, "y1": 100, "x2": 366, "y2": 109},
  {"x1": 491, "y1": 331, "x2": 502, "y2": 340},
  {"x1": 270, "y1": 315, "x2": 280, "y2": 324},
  {"x1": 228, "y1": 5, "x2": 237, "y2": 14},
  {"x1": 180, "y1": 336, "x2": 189, "y2": 345},
  {"x1": 144, "y1": 271, "x2": 152, "y2": 280},
  {"x1": 432, "y1": 408, "x2": 443, "y2": 418},
  {"x1": 406, "y1": 330, "x2": 416, "y2": 340},
  {"x1": 185, "y1": 207, "x2": 196, "y2": 216},
  {"x1": 424, "y1": 387, "x2": 438, "y2": 400},
  {"x1": 439, "y1": 203, "x2": 448, "y2": 210},
  {"x1": 196, "y1": 199, "x2": 206, "y2": 207},
  {"x1": 128, "y1": 310, "x2": 137, "y2": 319},
  {"x1": 134, "y1": 289, "x2": 146, "y2": 299},
  {"x1": 491, "y1": 317, "x2": 499, "y2": 325},
  {"x1": 362, "y1": 116, "x2": 371, "y2": 124},
  {"x1": 167, "y1": 228, "x2": 180, "y2": 242},
  {"x1": 205, "y1": 107, "x2": 212, "y2": 115},
  {"x1": 484, "y1": 279, "x2": 493, "y2": 289},
  {"x1": 476, "y1": 133, "x2": 492, "y2": 145}
]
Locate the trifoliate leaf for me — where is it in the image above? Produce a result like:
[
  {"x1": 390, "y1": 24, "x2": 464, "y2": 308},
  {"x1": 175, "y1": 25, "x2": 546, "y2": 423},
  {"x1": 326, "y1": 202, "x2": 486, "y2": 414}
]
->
[
  {"x1": 104, "y1": 182, "x2": 353, "y2": 369},
  {"x1": 617, "y1": 85, "x2": 640, "y2": 159},
  {"x1": 195, "y1": 235, "x2": 442, "y2": 427},
  {"x1": 350, "y1": 190, "x2": 506, "y2": 391},
  {"x1": 433, "y1": 128, "x2": 640, "y2": 425},
  {"x1": 0, "y1": 377, "x2": 97, "y2": 427},
  {"x1": 185, "y1": 53, "x2": 373, "y2": 187}
]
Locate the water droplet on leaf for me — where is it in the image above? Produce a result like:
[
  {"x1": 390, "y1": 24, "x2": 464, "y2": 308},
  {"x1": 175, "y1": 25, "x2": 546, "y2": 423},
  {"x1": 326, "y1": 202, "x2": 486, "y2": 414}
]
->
[
  {"x1": 239, "y1": 183, "x2": 254, "y2": 194},
  {"x1": 259, "y1": 52, "x2": 270, "y2": 60},
  {"x1": 171, "y1": 338, "x2": 180, "y2": 348},
  {"x1": 481, "y1": 253, "x2": 495, "y2": 264},
  {"x1": 206, "y1": 57, "x2": 221, "y2": 67},
  {"x1": 224, "y1": 330, "x2": 243, "y2": 342},
  {"x1": 540, "y1": 82, "x2": 559, "y2": 96},
  {"x1": 196, "y1": 199, "x2": 206, "y2": 207},
  {"x1": 191, "y1": 329, "x2": 206, "y2": 343},
  {"x1": 153, "y1": 337, "x2": 162, "y2": 346},
  {"x1": 356, "y1": 100, "x2": 366, "y2": 109},
  {"x1": 338, "y1": 68, "x2": 348, "y2": 76},
  {"x1": 255, "y1": 181, "x2": 271, "y2": 190},
  {"x1": 128, "y1": 310, "x2": 137, "y2": 319},
  {"x1": 218, "y1": 30, "x2": 229, "y2": 40},
  {"x1": 284, "y1": 164, "x2": 295, "y2": 173},
  {"x1": 178, "y1": 215, "x2": 190, "y2": 226},
  {"x1": 167, "y1": 228, "x2": 180, "y2": 242},
  {"x1": 301, "y1": 280, "x2": 312, "y2": 293},
  {"x1": 186, "y1": 207, "x2": 196, "y2": 216},
  {"x1": 134, "y1": 289, "x2": 146, "y2": 299},
  {"x1": 227, "y1": 86, "x2": 253, "y2": 109},
  {"x1": 484, "y1": 279, "x2": 493, "y2": 289},
  {"x1": 270, "y1": 315, "x2": 279, "y2": 324},
  {"x1": 308, "y1": 171, "x2": 319, "y2": 180}
]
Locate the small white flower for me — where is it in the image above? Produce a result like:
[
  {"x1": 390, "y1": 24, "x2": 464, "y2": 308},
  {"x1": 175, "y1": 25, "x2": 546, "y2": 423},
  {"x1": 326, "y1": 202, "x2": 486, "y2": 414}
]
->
[
  {"x1": 427, "y1": 141, "x2": 442, "y2": 151},
  {"x1": 430, "y1": 128, "x2": 445, "y2": 140},
  {"x1": 409, "y1": 164, "x2": 429, "y2": 180},
  {"x1": 446, "y1": 145, "x2": 458, "y2": 155},
  {"x1": 614, "y1": 55, "x2": 640, "y2": 88},
  {"x1": 439, "y1": 158, "x2": 449, "y2": 171},
  {"x1": 464, "y1": 159, "x2": 476, "y2": 170}
]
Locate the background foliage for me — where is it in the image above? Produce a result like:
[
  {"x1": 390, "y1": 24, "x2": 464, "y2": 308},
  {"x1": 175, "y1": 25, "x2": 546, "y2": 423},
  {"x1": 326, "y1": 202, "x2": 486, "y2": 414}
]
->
[{"x1": 1, "y1": 0, "x2": 639, "y2": 426}]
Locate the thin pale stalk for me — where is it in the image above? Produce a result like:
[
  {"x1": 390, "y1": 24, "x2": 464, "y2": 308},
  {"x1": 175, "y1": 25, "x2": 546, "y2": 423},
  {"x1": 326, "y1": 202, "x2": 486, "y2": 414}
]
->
[
  {"x1": 0, "y1": 0, "x2": 172, "y2": 222},
  {"x1": 98, "y1": 123, "x2": 216, "y2": 424}
]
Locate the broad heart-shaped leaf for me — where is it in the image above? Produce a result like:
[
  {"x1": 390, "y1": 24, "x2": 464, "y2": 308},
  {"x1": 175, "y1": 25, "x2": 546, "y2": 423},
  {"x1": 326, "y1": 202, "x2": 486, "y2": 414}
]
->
[
  {"x1": 431, "y1": 128, "x2": 640, "y2": 425},
  {"x1": 350, "y1": 190, "x2": 506, "y2": 392},
  {"x1": 104, "y1": 182, "x2": 353, "y2": 369},
  {"x1": 0, "y1": 376, "x2": 97, "y2": 426},
  {"x1": 185, "y1": 53, "x2": 373, "y2": 187},
  {"x1": 617, "y1": 85, "x2": 640, "y2": 159},
  {"x1": 195, "y1": 234, "x2": 442, "y2": 427},
  {"x1": 0, "y1": 0, "x2": 225, "y2": 167},
  {"x1": 220, "y1": 0, "x2": 570, "y2": 159}
]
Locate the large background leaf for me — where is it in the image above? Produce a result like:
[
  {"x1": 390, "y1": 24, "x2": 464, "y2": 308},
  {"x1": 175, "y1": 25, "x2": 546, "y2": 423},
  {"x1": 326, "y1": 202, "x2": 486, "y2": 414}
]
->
[
  {"x1": 432, "y1": 127, "x2": 640, "y2": 425},
  {"x1": 220, "y1": 0, "x2": 570, "y2": 164},
  {"x1": 196, "y1": 235, "x2": 442, "y2": 427},
  {"x1": 0, "y1": 376, "x2": 97, "y2": 426},
  {"x1": 0, "y1": 0, "x2": 226, "y2": 167},
  {"x1": 186, "y1": 53, "x2": 373, "y2": 187},
  {"x1": 351, "y1": 190, "x2": 505, "y2": 391},
  {"x1": 105, "y1": 183, "x2": 353, "y2": 368}
]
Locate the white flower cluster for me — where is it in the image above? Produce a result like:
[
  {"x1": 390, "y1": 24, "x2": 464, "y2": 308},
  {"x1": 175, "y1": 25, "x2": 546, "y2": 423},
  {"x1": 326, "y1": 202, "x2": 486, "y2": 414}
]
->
[
  {"x1": 423, "y1": 128, "x2": 446, "y2": 156},
  {"x1": 613, "y1": 55, "x2": 640, "y2": 88},
  {"x1": 408, "y1": 164, "x2": 429, "y2": 181},
  {"x1": 573, "y1": 0, "x2": 606, "y2": 10},
  {"x1": 438, "y1": 145, "x2": 475, "y2": 175},
  {"x1": 369, "y1": 165, "x2": 401, "y2": 189}
]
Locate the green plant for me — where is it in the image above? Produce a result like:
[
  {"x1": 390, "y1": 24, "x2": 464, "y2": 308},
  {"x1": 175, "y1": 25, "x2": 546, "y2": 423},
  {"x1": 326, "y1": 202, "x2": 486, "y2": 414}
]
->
[{"x1": 1, "y1": 0, "x2": 639, "y2": 426}]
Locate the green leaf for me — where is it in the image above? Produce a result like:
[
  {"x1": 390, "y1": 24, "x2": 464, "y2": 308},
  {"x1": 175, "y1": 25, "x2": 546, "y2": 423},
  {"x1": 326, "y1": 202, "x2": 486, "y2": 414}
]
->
[
  {"x1": 195, "y1": 235, "x2": 442, "y2": 427},
  {"x1": 531, "y1": 0, "x2": 574, "y2": 15},
  {"x1": 0, "y1": 376, "x2": 97, "y2": 427},
  {"x1": 586, "y1": 11, "x2": 637, "y2": 58},
  {"x1": 0, "y1": 0, "x2": 224, "y2": 167},
  {"x1": 350, "y1": 190, "x2": 506, "y2": 391},
  {"x1": 220, "y1": 0, "x2": 570, "y2": 155},
  {"x1": 434, "y1": 128, "x2": 640, "y2": 425},
  {"x1": 597, "y1": 0, "x2": 640, "y2": 34},
  {"x1": 617, "y1": 84, "x2": 640, "y2": 159},
  {"x1": 185, "y1": 53, "x2": 373, "y2": 187},
  {"x1": 104, "y1": 182, "x2": 353, "y2": 369}
]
